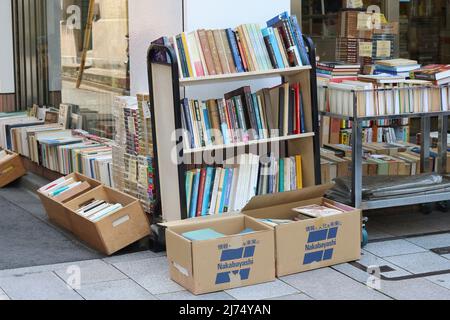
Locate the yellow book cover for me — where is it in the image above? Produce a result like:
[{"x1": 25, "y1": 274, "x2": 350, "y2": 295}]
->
[
  {"x1": 181, "y1": 32, "x2": 194, "y2": 78},
  {"x1": 295, "y1": 155, "x2": 303, "y2": 190}
]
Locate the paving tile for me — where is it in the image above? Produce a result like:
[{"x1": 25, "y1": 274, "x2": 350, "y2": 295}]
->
[
  {"x1": 407, "y1": 233, "x2": 450, "y2": 250},
  {"x1": 225, "y1": 280, "x2": 298, "y2": 300},
  {"x1": 0, "y1": 272, "x2": 82, "y2": 300},
  {"x1": 113, "y1": 257, "x2": 184, "y2": 295},
  {"x1": 379, "y1": 278, "x2": 450, "y2": 300},
  {"x1": 280, "y1": 268, "x2": 390, "y2": 300},
  {"x1": 364, "y1": 239, "x2": 427, "y2": 258},
  {"x1": 156, "y1": 290, "x2": 234, "y2": 300},
  {"x1": 372, "y1": 220, "x2": 443, "y2": 237},
  {"x1": 443, "y1": 254, "x2": 450, "y2": 260},
  {"x1": 0, "y1": 259, "x2": 100, "y2": 279},
  {"x1": 0, "y1": 288, "x2": 10, "y2": 300},
  {"x1": 76, "y1": 279, "x2": 156, "y2": 300},
  {"x1": 426, "y1": 273, "x2": 450, "y2": 290},
  {"x1": 103, "y1": 251, "x2": 165, "y2": 265},
  {"x1": 385, "y1": 252, "x2": 450, "y2": 274},
  {"x1": 364, "y1": 226, "x2": 394, "y2": 241},
  {"x1": 54, "y1": 260, "x2": 127, "y2": 288},
  {"x1": 267, "y1": 293, "x2": 313, "y2": 300}
]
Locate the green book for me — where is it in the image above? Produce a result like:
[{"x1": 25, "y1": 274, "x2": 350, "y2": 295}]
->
[
  {"x1": 185, "y1": 171, "x2": 194, "y2": 213},
  {"x1": 279, "y1": 158, "x2": 285, "y2": 193}
]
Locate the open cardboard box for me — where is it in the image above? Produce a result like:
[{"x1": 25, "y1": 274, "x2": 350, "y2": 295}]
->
[
  {"x1": 37, "y1": 173, "x2": 101, "y2": 231},
  {"x1": 164, "y1": 215, "x2": 275, "y2": 295},
  {"x1": 0, "y1": 150, "x2": 26, "y2": 188},
  {"x1": 64, "y1": 185, "x2": 151, "y2": 255},
  {"x1": 242, "y1": 184, "x2": 361, "y2": 277}
]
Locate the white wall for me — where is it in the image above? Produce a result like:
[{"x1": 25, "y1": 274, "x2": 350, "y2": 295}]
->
[
  {"x1": 128, "y1": 0, "x2": 183, "y2": 95},
  {"x1": 0, "y1": 1, "x2": 15, "y2": 93},
  {"x1": 184, "y1": 0, "x2": 291, "y2": 99}
]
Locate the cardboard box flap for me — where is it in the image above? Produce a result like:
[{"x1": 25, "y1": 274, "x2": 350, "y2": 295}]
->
[
  {"x1": 243, "y1": 184, "x2": 333, "y2": 212},
  {"x1": 159, "y1": 213, "x2": 240, "y2": 229}
]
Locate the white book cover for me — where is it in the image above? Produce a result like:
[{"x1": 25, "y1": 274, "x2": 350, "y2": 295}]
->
[
  {"x1": 172, "y1": 36, "x2": 184, "y2": 78},
  {"x1": 214, "y1": 168, "x2": 227, "y2": 214},
  {"x1": 209, "y1": 168, "x2": 222, "y2": 215},
  {"x1": 228, "y1": 166, "x2": 240, "y2": 212},
  {"x1": 234, "y1": 154, "x2": 249, "y2": 211},
  {"x1": 248, "y1": 154, "x2": 260, "y2": 201},
  {"x1": 284, "y1": 157, "x2": 291, "y2": 192},
  {"x1": 186, "y1": 32, "x2": 205, "y2": 77},
  {"x1": 194, "y1": 30, "x2": 209, "y2": 76}
]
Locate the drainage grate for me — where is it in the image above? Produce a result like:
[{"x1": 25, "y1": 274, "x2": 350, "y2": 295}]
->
[
  {"x1": 431, "y1": 247, "x2": 450, "y2": 255},
  {"x1": 380, "y1": 265, "x2": 396, "y2": 273}
]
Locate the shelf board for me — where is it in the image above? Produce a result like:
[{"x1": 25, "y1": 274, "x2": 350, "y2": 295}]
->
[
  {"x1": 320, "y1": 111, "x2": 450, "y2": 122},
  {"x1": 179, "y1": 66, "x2": 312, "y2": 87},
  {"x1": 184, "y1": 132, "x2": 315, "y2": 154}
]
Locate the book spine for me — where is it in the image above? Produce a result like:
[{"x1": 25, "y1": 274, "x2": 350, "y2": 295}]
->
[
  {"x1": 213, "y1": 30, "x2": 231, "y2": 74},
  {"x1": 185, "y1": 171, "x2": 194, "y2": 213},
  {"x1": 193, "y1": 101, "x2": 206, "y2": 147},
  {"x1": 207, "y1": 30, "x2": 223, "y2": 74},
  {"x1": 262, "y1": 28, "x2": 279, "y2": 69},
  {"x1": 290, "y1": 15, "x2": 310, "y2": 65},
  {"x1": 244, "y1": 92, "x2": 260, "y2": 140},
  {"x1": 226, "y1": 29, "x2": 245, "y2": 73},
  {"x1": 198, "y1": 29, "x2": 217, "y2": 75},
  {"x1": 299, "y1": 88, "x2": 306, "y2": 133},
  {"x1": 201, "y1": 103, "x2": 212, "y2": 146},
  {"x1": 222, "y1": 168, "x2": 234, "y2": 213},
  {"x1": 221, "y1": 29, "x2": 237, "y2": 74},
  {"x1": 181, "y1": 99, "x2": 195, "y2": 148},
  {"x1": 235, "y1": 30, "x2": 249, "y2": 72},
  {"x1": 217, "y1": 99, "x2": 230, "y2": 145},
  {"x1": 243, "y1": 24, "x2": 262, "y2": 71},
  {"x1": 194, "y1": 30, "x2": 208, "y2": 76},
  {"x1": 237, "y1": 25, "x2": 255, "y2": 71},
  {"x1": 217, "y1": 168, "x2": 227, "y2": 214},
  {"x1": 207, "y1": 100, "x2": 223, "y2": 145},
  {"x1": 189, "y1": 170, "x2": 200, "y2": 218},
  {"x1": 253, "y1": 24, "x2": 273, "y2": 70},
  {"x1": 252, "y1": 94, "x2": 263, "y2": 138},
  {"x1": 196, "y1": 168, "x2": 207, "y2": 217},
  {"x1": 176, "y1": 35, "x2": 189, "y2": 78},
  {"x1": 181, "y1": 33, "x2": 194, "y2": 77},
  {"x1": 201, "y1": 167, "x2": 215, "y2": 216},
  {"x1": 234, "y1": 97, "x2": 249, "y2": 142},
  {"x1": 279, "y1": 158, "x2": 285, "y2": 193},
  {"x1": 226, "y1": 99, "x2": 240, "y2": 143}
]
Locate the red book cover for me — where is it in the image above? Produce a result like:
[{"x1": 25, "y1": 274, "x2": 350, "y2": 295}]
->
[{"x1": 196, "y1": 168, "x2": 207, "y2": 217}]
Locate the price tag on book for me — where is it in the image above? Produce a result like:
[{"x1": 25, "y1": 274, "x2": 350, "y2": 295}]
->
[
  {"x1": 376, "y1": 41, "x2": 391, "y2": 57},
  {"x1": 347, "y1": 0, "x2": 363, "y2": 8},
  {"x1": 359, "y1": 42, "x2": 373, "y2": 57},
  {"x1": 357, "y1": 13, "x2": 372, "y2": 31}
]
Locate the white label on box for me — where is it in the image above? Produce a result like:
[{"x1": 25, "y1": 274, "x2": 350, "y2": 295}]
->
[
  {"x1": 173, "y1": 262, "x2": 189, "y2": 277},
  {"x1": 113, "y1": 215, "x2": 130, "y2": 227}
]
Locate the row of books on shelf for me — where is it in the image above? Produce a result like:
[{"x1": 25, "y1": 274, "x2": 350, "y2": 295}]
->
[
  {"x1": 157, "y1": 11, "x2": 310, "y2": 79},
  {"x1": 320, "y1": 142, "x2": 450, "y2": 184},
  {"x1": 181, "y1": 83, "x2": 308, "y2": 150},
  {"x1": 339, "y1": 126, "x2": 410, "y2": 146},
  {"x1": 0, "y1": 112, "x2": 114, "y2": 187},
  {"x1": 318, "y1": 75, "x2": 450, "y2": 117},
  {"x1": 185, "y1": 153, "x2": 303, "y2": 217}
]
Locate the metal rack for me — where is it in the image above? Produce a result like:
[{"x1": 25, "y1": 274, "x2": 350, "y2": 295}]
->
[{"x1": 320, "y1": 94, "x2": 450, "y2": 210}]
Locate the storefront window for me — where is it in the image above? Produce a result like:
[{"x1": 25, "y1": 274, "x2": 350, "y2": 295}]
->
[{"x1": 60, "y1": 0, "x2": 130, "y2": 139}]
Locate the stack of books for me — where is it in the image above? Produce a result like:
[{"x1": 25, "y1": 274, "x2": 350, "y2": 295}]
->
[
  {"x1": 181, "y1": 83, "x2": 307, "y2": 150},
  {"x1": 411, "y1": 65, "x2": 450, "y2": 86},
  {"x1": 112, "y1": 95, "x2": 156, "y2": 214},
  {"x1": 185, "y1": 153, "x2": 303, "y2": 217},
  {"x1": 374, "y1": 59, "x2": 421, "y2": 78},
  {"x1": 167, "y1": 11, "x2": 310, "y2": 79},
  {"x1": 316, "y1": 61, "x2": 361, "y2": 80},
  {"x1": 75, "y1": 199, "x2": 124, "y2": 223},
  {"x1": 39, "y1": 176, "x2": 91, "y2": 203}
]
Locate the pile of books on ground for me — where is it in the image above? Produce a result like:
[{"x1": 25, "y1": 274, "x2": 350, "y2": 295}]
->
[
  {"x1": 181, "y1": 84, "x2": 307, "y2": 150},
  {"x1": 316, "y1": 61, "x2": 361, "y2": 80},
  {"x1": 185, "y1": 153, "x2": 303, "y2": 217},
  {"x1": 162, "y1": 11, "x2": 310, "y2": 79},
  {"x1": 374, "y1": 59, "x2": 421, "y2": 78},
  {"x1": 112, "y1": 95, "x2": 156, "y2": 214}
]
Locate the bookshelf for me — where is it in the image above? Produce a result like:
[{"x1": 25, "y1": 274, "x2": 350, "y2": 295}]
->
[{"x1": 146, "y1": 36, "x2": 321, "y2": 245}]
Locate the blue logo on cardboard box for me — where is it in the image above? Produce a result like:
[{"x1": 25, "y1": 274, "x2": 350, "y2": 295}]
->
[
  {"x1": 215, "y1": 240, "x2": 257, "y2": 285},
  {"x1": 303, "y1": 221, "x2": 341, "y2": 265}
]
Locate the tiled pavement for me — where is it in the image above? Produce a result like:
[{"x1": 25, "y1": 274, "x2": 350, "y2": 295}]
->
[{"x1": 2, "y1": 187, "x2": 450, "y2": 301}]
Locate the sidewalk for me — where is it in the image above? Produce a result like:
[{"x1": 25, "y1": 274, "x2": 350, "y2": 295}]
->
[{"x1": 2, "y1": 244, "x2": 450, "y2": 300}]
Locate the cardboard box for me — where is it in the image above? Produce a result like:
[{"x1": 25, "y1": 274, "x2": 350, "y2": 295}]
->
[
  {"x1": 0, "y1": 150, "x2": 26, "y2": 188},
  {"x1": 164, "y1": 215, "x2": 275, "y2": 295},
  {"x1": 242, "y1": 185, "x2": 361, "y2": 277},
  {"x1": 37, "y1": 173, "x2": 101, "y2": 231},
  {"x1": 64, "y1": 185, "x2": 150, "y2": 255}
]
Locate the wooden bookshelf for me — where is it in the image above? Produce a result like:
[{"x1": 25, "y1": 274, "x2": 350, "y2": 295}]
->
[
  {"x1": 179, "y1": 66, "x2": 312, "y2": 87},
  {"x1": 147, "y1": 38, "x2": 321, "y2": 227}
]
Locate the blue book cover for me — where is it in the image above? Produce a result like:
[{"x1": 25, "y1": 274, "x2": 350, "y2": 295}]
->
[
  {"x1": 223, "y1": 168, "x2": 234, "y2": 213},
  {"x1": 226, "y1": 29, "x2": 245, "y2": 73},
  {"x1": 176, "y1": 36, "x2": 189, "y2": 78},
  {"x1": 189, "y1": 170, "x2": 201, "y2": 218},
  {"x1": 202, "y1": 105, "x2": 213, "y2": 145},
  {"x1": 290, "y1": 15, "x2": 311, "y2": 66},
  {"x1": 262, "y1": 27, "x2": 285, "y2": 69},
  {"x1": 251, "y1": 93, "x2": 263, "y2": 137},
  {"x1": 181, "y1": 98, "x2": 195, "y2": 148},
  {"x1": 201, "y1": 167, "x2": 215, "y2": 216},
  {"x1": 182, "y1": 228, "x2": 225, "y2": 241},
  {"x1": 267, "y1": 11, "x2": 289, "y2": 28},
  {"x1": 299, "y1": 89, "x2": 306, "y2": 134},
  {"x1": 218, "y1": 168, "x2": 229, "y2": 214}
]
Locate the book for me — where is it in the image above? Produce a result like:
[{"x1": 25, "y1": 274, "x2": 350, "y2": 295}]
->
[
  {"x1": 182, "y1": 229, "x2": 225, "y2": 241},
  {"x1": 293, "y1": 204, "x2": 343, "y2": 218},
  {"x1": 411, "y1": 64, "x2": 450, "y2": 81}
]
